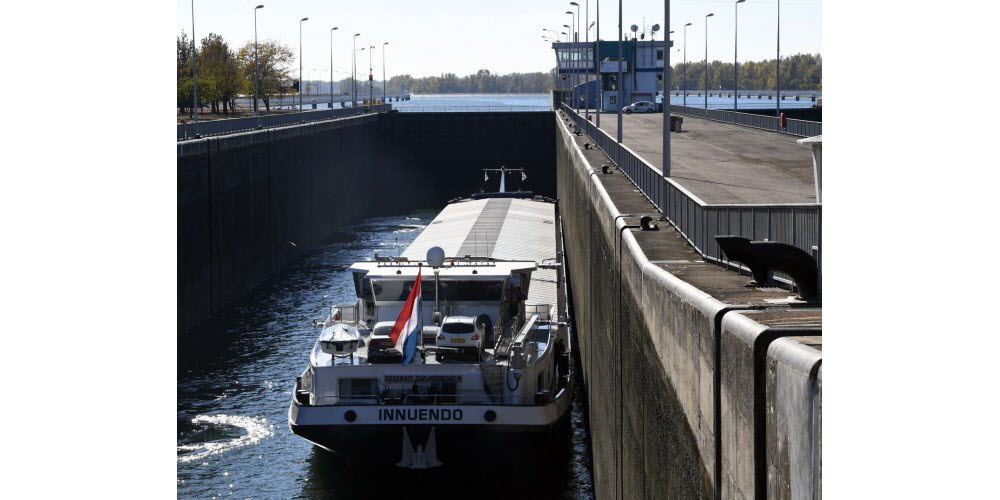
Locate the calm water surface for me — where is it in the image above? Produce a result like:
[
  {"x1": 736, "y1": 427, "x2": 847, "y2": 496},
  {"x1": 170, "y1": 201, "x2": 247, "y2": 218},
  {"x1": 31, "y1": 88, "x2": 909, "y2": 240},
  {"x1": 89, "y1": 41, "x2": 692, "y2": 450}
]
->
[{"x1": 177, "y1": 211, "x2": 594, "y2": 499}]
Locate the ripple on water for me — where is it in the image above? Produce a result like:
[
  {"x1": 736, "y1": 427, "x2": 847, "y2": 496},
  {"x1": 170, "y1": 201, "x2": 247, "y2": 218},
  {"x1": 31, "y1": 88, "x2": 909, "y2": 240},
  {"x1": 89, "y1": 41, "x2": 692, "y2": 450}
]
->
[{"x1": 177, "y1": 414, "x2": 274, "y2": 463}]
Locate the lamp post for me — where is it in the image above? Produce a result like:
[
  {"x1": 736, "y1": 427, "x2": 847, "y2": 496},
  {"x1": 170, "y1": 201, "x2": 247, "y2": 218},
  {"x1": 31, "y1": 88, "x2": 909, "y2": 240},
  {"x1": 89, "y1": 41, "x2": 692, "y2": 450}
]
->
[
  {"x1": 382, "y1": 42, "x2": 388, "y2": 103},
  {"x1": 570, "y1": 2, "x2": 581, "y2": 112},
  {"x1": 545, "y1": 27, "x2": 562, "y2": 97},
  {"x1": 352, "y1": 33, "x2": 360, "y2": 105},
  {"x1": 704, "y1": 13, "x2": 713, "y2": 110},
  {"x1": 253, "y1": 5, "x2": 263, "y2": 121},
  {"x1": 596, "y1": 0, "x2": 601, "y2": 126},
  {"x1": 566, "y1": 11, "x2": 576, "y2": 111},
  {"x1": 776, "y1": 0, "x2": 781, "y2": 118},
  {"x1": 683, "y1": 22, "x2": 691, "y2": 108},
  {"x1": 662, "y1": 0, "x2": 671, "y2": 182},
  {"x1": 563, "y1": 24, "x2": 572, "y2": 104},
  {"x1": 330, "y1": 27, "x2": 338, "y2": 110},
  {"x1": 368, "y1": 45, "x2": 374, "y2": 104},
  {"x1": 191, "y1": 0, "x2": 198, "y2": 136},
  {"x1": 616, "y1": 0, "x2": 623, "y2": 143},
  {"x1": 734, "y1": 0, "x2": 745, "y2": 111},
  {"x1": 299, "y1": 17, "x2": 309, "y2": 121}
]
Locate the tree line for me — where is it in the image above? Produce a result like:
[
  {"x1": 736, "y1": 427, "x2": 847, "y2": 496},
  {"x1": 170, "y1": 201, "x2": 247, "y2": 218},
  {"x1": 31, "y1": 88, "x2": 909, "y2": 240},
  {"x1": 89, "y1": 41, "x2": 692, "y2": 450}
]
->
[
  {"x1": 670, "y1": 53, "x2": 821, "y2": 91},
  {"x1": 177, "y1": 31, "x2": 820, "y2": 113},
  {"x1": 178, "y1": 31, "x2": 294, "y2": 114}
]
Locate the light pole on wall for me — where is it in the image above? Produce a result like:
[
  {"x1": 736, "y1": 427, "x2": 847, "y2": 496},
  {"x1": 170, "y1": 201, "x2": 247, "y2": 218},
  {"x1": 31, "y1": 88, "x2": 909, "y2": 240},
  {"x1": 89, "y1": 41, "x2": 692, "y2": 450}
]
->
[
  {"x1": 734, "y1": 0, "x2": 745, "y2": 111},
  {"x1": 570, "y1": 2, "x2": 581, "y2": 112},
  {"x1": 596, "y1": 0, "x2": 601, "y2": 126},
  {"x1": 382, "y1": 42, "x2": 388, "y2": 103},
  {"x1": 330, "y1": 27, "x2": 338, "y2": 110},
  {"x1": 683, "y1": 22, "x2": 691, "y2": 108},
  {"x1": 254, "y1": 5, "x2": 264, "y2": 121},
  {"x1": 704, "y1": 13, "x2": 713, "y2": 110},
  {"x1": 662, "y1": 0, "x2": 671, "y2": 181},
  {"x1": 299, "y1": 17, "x2": 309, "y2": 121},
  {"x1": 191, "y1": 0, "x2": 199, "y2": 136},
  {"x1": 352, "y1": 33, "x2": 360, "y2": 105}
]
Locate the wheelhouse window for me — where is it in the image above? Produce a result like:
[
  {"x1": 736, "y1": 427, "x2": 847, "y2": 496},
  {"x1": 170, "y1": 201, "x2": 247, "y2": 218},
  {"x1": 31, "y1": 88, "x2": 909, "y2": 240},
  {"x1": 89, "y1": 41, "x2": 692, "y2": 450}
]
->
[
  {"x1": 339, "y1": 378, "x2": 378, "y2": 399},
  {"x1": 371, "y1": 279, "x2": 505, "y2": 302}
]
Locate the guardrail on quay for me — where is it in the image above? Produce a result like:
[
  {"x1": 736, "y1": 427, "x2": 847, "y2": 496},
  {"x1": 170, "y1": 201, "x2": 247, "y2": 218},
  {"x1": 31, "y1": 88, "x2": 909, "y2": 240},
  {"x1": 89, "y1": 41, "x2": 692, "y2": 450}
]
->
[
  {"x1": 177, "y1": 104, "x2": 392, "y2": 141},
  {"x1": 671, "y1": 105, "x2": 822, "y2": 137},
  {"x1": 560, "y1": 103, "x2": 821, "y2": 268}
]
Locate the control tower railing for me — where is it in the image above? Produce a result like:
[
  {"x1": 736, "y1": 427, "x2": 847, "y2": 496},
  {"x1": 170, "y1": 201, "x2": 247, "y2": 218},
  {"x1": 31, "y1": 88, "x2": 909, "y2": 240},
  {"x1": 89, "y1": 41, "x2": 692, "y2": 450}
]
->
[{"x1": 559, "y1": 104, "x2": 821, "y2": 276}]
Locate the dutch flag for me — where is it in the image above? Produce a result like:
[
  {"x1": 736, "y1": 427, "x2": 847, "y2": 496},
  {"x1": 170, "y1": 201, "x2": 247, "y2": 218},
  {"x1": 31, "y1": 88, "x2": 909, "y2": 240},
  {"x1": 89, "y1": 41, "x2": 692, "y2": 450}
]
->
[{"x1": 388, "y1": 268, "x2": 422, "y2": 365}]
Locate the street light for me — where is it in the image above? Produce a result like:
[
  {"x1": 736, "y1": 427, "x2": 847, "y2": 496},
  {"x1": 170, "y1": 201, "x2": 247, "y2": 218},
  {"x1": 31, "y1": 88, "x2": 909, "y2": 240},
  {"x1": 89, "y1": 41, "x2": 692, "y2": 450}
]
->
[
  {"x1": 663, "y1": 0, "x2": 672, "y2": 182},
  {"x1": 704, "y1": 13, "x2": 714, "y2": 110},
  {"x1": 354, "y1": 46, "x2": 365, "y2": 105},
  {"x1": 563, "y1": 24, "x2": 572, "y2": 102},
  {"x1": 776, "y1": 0, "x2": 781, "y2": 118},
  {"x1": 382, "y1": 42, "x2": 389, "y2": 102},
  {"x1": 683, "y1": 22, "x2": 692, "y2": 108},
  {"x1": 352, "y1": 33, "x2": 360, "y2": 105},
  {"x1": 595, "y1": 0, "x2": 601, "y2": 126},
  {"x1": 734, "y1": 0, "x2": 746, "y2": 111},
  {"x1": 330, "y1": 27, "x2": 338, "y2": 111},
  {"x1": 299, "y1": 17, "x2": 309, "y2": 121},
  {"x1": 254, "y1": 5, "x2": 264, "y2": 121},
  {"x1": 369, "y1": 44, "x2": 375, "y2": 104},
  {"x1": 570, "y1": 2, "x2": 580, "y2": 112},
  {"x1": 191, "y1": 0, "x2": 198, "y2": 135},
  {"x1": 567, "y1": 10, "x2": 578, "y2": 111},
  {"x1": 616, "y1": 0, "x2": 623, "y2": 142}
]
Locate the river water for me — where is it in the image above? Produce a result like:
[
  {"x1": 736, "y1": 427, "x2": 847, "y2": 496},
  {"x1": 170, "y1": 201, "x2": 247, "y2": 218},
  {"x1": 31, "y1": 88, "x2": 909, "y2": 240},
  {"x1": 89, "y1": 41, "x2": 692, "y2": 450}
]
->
[
  {"x1": 177, "y1": 211, "x2": 594, "y2": 499},
  {"x1": 274, "y1": 92, "x2": 817, "y2": 112}
]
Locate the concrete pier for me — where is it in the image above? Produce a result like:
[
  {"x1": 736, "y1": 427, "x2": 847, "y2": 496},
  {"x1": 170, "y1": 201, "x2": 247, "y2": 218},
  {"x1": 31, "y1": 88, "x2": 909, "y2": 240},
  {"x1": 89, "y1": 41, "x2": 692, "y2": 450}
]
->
[{"x1": 556, "y1": 110, "x2": 821, "y2": 499}]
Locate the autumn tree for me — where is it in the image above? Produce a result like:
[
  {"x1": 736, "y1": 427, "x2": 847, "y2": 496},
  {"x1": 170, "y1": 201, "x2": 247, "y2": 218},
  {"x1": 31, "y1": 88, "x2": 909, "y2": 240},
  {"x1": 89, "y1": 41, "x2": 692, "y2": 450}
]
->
[{"x1": 237, "y1": 40, "x2": 294, "y2": 112}]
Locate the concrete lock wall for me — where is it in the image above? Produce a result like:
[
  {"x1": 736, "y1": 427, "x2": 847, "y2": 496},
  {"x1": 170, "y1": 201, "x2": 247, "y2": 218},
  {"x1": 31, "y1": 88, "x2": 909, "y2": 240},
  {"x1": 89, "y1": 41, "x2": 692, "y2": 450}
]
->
[
  {"x1": 177, "y1": 111, "x2": 555, "y2": 334},
  {"x1": 555, "y1": 113, "x2": 822, "y2": 499}
]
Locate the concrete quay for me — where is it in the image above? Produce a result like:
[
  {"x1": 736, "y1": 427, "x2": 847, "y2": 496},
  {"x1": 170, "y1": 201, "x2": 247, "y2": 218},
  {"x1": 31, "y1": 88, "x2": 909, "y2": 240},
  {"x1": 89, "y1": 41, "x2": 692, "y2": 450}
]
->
[
  {"x1": 556, "y1": 109, "x2": 821, "y2": 499},
  {"x1": 596, "y1": 112, "x2": 817, "y2": 204}
]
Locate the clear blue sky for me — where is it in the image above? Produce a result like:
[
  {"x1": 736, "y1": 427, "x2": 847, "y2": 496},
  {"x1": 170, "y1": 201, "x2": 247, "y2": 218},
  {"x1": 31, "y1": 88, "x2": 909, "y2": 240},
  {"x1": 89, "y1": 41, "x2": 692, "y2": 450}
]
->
[{"x1": 176, "y1": 0, "x2": 820, "y2": 80}]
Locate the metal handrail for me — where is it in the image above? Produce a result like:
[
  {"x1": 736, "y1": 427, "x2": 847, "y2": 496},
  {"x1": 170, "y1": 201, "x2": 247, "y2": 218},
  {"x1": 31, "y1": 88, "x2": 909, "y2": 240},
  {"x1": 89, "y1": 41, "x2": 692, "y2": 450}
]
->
[
  {"x1": 177, "y1": 103, "x2": 392, "y2": 140},
  {"x1": 559, "y1": 104, "x2": 821, "y2": 269},
  {"x1": 670, "y1": 104, "x2": 821, "y2": 137}
]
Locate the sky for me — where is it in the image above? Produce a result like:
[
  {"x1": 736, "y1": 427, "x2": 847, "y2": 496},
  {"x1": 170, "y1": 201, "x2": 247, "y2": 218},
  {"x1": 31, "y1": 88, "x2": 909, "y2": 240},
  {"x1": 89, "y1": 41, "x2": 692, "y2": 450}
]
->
[{"x1": 176, "y1": 0, "x2": 821, "y2": 80}]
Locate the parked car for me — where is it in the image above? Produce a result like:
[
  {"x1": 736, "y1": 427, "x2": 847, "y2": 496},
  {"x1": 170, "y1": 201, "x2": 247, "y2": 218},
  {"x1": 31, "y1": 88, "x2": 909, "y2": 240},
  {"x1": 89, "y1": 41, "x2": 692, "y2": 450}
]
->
[
  {"x1": 623, "y1": 101, "x2": 656, "y2": 114},
  {"x1": 367, "y1": 321, "x2": 402, "y2": 362},
  {"x1": 434, "y1": 316, "x2": 485, "y2": 361}
]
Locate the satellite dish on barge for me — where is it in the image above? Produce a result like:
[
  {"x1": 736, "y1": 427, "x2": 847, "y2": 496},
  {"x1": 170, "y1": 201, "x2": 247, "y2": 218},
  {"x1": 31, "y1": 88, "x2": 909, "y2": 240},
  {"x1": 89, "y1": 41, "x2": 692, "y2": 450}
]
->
[{"x1": 427, "y1": 246, "x2": 445, "y2": 268}]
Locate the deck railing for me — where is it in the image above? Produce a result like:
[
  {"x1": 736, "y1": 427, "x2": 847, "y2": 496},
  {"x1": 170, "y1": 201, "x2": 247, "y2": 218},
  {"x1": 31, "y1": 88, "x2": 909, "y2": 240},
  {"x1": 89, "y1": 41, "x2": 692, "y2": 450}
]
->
[
  {"x1": 177, "y1": 104, "x2": 392, "y2": 140},
  {"x1": 670, "y1": 105, "x2": 822, "y2": 137},
  {"x1": 560, "y1": 104, "x2": 821, "y2": 270}
]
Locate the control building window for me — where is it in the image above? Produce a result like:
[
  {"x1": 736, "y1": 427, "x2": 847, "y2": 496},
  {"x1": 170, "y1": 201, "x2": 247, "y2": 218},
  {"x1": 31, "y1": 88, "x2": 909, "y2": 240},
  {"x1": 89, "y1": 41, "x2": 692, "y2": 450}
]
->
[{"x1": 657, "y1": 50, "x2": 664, "y2": 60}]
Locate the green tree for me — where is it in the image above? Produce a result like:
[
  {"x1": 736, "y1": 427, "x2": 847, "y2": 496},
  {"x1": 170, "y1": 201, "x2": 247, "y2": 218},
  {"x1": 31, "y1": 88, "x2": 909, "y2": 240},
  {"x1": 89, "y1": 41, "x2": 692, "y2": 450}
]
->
[{"x1": 237, "y1": 40, "x2": 294, "y2": 112}]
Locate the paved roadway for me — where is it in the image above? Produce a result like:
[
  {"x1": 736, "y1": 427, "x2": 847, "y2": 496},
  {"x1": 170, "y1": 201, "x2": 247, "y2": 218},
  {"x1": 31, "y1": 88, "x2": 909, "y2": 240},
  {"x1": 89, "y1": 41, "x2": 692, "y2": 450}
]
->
[{"x1": 595, "y1": 112, "x2": 817, "y2": 204}]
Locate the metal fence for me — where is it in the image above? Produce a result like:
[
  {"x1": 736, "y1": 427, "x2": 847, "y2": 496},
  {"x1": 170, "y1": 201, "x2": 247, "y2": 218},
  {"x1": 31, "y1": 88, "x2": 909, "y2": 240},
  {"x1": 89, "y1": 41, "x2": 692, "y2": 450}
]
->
[
  {"x1": 670, "y1": 105, "x2": 821, "y2": 137},
  {"x1": 559, "y1": 104, "x2": 821, "y2": 266},
  {"x1": 393, "y1": 105, "x2": 553, "y2": 113},
  {"x1": 177, "y1": 104, "x2": 392, "y2": 141}
]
